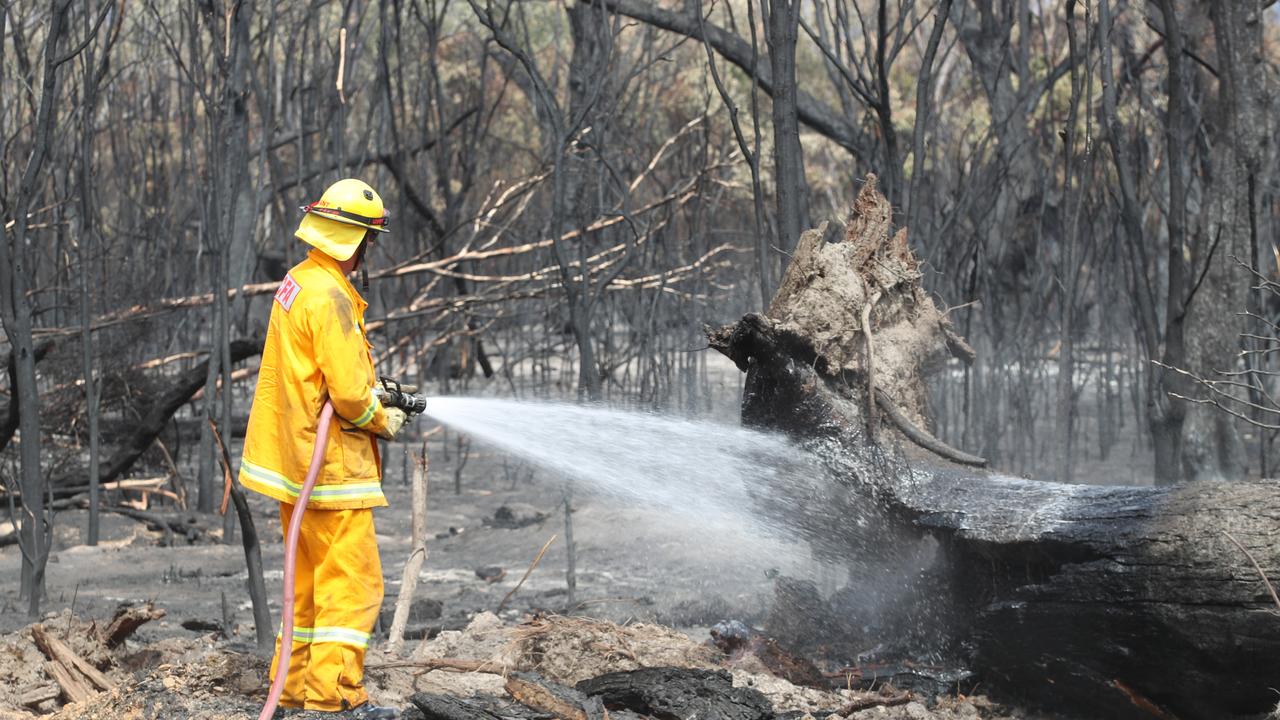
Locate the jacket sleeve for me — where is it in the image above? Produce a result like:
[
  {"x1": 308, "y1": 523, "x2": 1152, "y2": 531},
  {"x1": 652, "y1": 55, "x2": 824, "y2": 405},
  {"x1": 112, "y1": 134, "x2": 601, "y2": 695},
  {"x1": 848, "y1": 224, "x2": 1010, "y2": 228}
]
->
[{"x1": 305, "y1": 291, "x2": 388, "y2": 435}]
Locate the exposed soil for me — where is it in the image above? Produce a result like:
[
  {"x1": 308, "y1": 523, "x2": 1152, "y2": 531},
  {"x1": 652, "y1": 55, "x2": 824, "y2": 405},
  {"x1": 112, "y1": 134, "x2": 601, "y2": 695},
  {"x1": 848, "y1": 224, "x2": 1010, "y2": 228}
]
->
[{"x1": 0, "y1": 609, "x2": 1033, "y2": 720}]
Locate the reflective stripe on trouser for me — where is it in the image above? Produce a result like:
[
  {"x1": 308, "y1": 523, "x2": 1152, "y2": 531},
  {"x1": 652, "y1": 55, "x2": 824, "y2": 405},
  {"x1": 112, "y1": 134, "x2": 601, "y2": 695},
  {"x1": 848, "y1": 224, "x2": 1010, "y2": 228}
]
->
[{"x1": 269, "y1": 503, "x2": 383, "y2": 711}]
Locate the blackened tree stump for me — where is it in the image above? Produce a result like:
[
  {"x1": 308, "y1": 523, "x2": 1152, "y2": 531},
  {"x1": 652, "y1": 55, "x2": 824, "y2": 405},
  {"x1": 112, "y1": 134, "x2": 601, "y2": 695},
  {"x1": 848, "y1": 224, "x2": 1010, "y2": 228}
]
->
[{"x1": 707, "y1": 176, "x2": 1280, "y2": 720}]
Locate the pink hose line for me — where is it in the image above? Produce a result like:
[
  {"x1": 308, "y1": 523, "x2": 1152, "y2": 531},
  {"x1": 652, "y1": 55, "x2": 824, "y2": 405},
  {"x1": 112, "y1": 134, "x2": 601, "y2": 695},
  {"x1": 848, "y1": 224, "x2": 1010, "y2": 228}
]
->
[{"x1": 259, "y1": 400, "x2": 335, "y2": 720}]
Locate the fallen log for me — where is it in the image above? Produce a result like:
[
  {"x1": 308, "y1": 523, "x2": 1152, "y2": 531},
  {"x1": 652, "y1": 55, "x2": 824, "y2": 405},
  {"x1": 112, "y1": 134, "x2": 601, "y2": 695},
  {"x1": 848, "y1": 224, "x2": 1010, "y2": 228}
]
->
[
  {"x1": 9, "y1": 339, "x2": 263, "y2": 506},
  {"x1": 706, "y1": 175, "x2": 1280, "y2": 720},
  {"x1": 106, "y1": 506, "x2": 209, "y2": 544},
  {"x1": 836, "y1": 689, "x2": 913, "y2": 714},
  {"x1": 367, "y1": 657, "x2": 503, "y2": 674},
  {"x1": 30, "y1": 624, "x2": 114, "y2": 692},
  {"x1": 98, "y1": 339, "x2": 260, "y2": 484}
]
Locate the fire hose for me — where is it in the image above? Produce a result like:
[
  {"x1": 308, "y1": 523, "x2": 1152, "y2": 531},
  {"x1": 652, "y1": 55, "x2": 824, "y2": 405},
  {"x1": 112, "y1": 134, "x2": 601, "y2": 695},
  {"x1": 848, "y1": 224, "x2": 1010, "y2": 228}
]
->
[{"x1": 259, "y1": 379, "x2": 426, "y2": 720}]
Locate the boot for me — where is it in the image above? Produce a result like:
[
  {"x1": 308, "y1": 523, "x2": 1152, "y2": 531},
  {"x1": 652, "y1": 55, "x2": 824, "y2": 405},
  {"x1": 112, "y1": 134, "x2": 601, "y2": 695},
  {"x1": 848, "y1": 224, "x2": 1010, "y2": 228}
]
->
[{"x1": 347, "y1": 703, "x2": 400, "y2": 720}]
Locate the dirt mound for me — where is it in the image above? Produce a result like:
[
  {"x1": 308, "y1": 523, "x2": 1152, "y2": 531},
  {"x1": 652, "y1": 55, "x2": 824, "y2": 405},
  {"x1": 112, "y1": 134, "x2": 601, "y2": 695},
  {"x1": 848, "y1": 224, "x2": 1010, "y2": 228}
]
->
[
  {"x1": 371, "y1": 612, "x2": 723, "y2": 702},
  {"x1": 49, "y1": 648, "x2": 264, "y2": 720},
  {"x1": 509, "y1": 614, "x2": 722, "y2": 684}
]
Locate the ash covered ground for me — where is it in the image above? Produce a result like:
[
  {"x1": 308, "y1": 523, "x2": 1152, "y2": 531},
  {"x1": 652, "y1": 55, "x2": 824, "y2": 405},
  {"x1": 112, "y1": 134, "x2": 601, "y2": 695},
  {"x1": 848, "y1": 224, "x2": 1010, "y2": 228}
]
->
[{"x1": 0, "y1": 363, "x2": 1055, "y2": 719}]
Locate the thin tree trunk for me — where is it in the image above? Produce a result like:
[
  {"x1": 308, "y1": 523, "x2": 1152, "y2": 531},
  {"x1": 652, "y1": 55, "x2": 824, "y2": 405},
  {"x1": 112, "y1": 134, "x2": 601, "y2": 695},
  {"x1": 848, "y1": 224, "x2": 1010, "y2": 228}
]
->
[
  {"x1": 696, "y1": 0, "x2": 770, "y2": 308},
  {"x1": 1179, "y1": 0, "x2": 1269, "y2": 482},
  {"x1": 78, "y1": 3, "x2": 103, "y2": 544},
  {"x1": 1151, "y1": 0, "x2": 1190, "y2": 484},
  {"x1": 562, "y1": 485, "x2": 576, "y2": 611},
  {"x1": 211, "y1": 418, "x2": 273, "y2": 653},
  {"x1": 387, "y1": 447, "x2": 429, "y2": 654},
  {"x1": 1055, "y1": 0, "x2": 1087, "y2": 484},
  {"x1": 904, "y1": 0, "x2": 952, "y2": 232},
  {"x1": 0, "y1": 0, "x2": 73, "y2": 616},
  {"x1": 764, "y1": 0, "x2": 809, "y2": 252},
  {"x1": 872, "y1": 0, "x2": 900, "y2": 206}
]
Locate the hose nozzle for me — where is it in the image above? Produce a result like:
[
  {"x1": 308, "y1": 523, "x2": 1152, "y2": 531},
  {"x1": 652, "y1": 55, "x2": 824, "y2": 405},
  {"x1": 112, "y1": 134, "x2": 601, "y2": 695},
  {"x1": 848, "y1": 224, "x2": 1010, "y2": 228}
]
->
[{"x1": 375, "y1": 377, "x2": 427, "y2": 416}]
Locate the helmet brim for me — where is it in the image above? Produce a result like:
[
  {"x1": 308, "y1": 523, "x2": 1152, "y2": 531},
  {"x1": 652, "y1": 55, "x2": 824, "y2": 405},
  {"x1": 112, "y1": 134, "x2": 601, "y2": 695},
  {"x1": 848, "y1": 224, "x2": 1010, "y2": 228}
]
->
[{"x1": 299, "y1": 205, "x2": 391, "y2": 233}]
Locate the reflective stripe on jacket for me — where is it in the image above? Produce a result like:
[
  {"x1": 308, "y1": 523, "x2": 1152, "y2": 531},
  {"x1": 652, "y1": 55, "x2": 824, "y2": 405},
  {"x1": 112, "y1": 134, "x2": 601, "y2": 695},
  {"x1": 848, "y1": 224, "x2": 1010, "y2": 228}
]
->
[{"x1": 239, "y1": 249, "x2": 388, "y2": 510}]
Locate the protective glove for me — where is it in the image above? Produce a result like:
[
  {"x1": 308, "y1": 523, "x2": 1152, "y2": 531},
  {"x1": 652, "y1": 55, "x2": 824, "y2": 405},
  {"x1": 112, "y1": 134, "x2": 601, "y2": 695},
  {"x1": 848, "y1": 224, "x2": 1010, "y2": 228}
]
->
[{"x1": 377, "y1": 407, "x2": 409, "y2": 440}]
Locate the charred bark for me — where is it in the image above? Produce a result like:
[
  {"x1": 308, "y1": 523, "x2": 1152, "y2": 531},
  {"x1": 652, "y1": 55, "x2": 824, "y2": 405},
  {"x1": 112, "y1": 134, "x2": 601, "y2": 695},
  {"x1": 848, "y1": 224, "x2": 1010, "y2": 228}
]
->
[
  {"x1": 575, "y1": 668, "x2": 771, "y2": 720},
  {"x1": 707, "y1": 177, "x2": 1280, "y2": 720},
  {"x1": 0, "y1": 340, "x2": 55, "y2": 453}
]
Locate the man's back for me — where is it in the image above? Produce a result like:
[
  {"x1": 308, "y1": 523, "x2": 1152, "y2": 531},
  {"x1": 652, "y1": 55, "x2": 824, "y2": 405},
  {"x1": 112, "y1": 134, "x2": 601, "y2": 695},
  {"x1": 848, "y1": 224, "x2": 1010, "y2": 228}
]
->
[{"x1": 239, "y1": 249, "x2": 388, "y2": 510}]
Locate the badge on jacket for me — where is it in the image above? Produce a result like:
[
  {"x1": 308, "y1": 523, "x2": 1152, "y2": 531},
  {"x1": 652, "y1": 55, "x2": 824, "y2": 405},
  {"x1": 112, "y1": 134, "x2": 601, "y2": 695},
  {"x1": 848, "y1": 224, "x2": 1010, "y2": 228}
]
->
[{"x1": 275, "y1": 274, "x2": 302, "y2": 312}]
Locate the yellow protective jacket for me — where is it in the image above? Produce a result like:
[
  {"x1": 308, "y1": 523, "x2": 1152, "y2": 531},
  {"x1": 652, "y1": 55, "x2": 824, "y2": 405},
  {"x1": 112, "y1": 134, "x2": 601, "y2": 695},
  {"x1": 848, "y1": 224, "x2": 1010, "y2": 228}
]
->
[{"x1": 239, "y1": 249, "x2": 389, "y2": 509}]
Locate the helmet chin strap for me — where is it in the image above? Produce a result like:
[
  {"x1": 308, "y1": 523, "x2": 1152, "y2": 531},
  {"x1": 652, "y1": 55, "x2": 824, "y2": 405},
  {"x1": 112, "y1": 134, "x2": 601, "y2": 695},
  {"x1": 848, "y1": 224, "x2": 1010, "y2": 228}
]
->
[{"x1": 354, "y1": 236, "x2": 371, "y2": 292}]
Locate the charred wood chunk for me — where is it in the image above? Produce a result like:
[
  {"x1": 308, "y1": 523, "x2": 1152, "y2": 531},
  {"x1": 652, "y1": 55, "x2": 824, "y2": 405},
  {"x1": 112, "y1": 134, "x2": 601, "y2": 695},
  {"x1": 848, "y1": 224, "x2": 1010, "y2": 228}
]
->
[
  {"x1": 488, "y1": 503, "x2": 550, "y2": 529},
  {"x1": 102, "y1": 602, "x2": 166, "y2": 648},
  {"x1": 504, "y1": 672, "x2": 593, "y2": 720},
  {"x1": 408, "y1": 693, "x2": 506, "y2": 720},
  {"x1": 710, "y1": 618, "x2": 832, "y2": 691},
  {"x1": 575, "y1": 667, "x2": 772, "y2": 720}
]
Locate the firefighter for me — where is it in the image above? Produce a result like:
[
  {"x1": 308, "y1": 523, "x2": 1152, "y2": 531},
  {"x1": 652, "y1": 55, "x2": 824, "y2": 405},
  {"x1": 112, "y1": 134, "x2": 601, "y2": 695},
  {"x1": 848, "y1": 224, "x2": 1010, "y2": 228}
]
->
[{"x1": 239, "y1": 178, "x2": 404, "y2": 719}]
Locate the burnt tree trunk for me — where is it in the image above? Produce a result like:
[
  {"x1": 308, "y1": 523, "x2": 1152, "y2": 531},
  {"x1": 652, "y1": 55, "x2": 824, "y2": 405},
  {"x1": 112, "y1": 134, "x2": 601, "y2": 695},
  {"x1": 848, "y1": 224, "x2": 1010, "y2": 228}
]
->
[{"x1": 707, "y1": 176, "x2": 1280, "y2": 720}]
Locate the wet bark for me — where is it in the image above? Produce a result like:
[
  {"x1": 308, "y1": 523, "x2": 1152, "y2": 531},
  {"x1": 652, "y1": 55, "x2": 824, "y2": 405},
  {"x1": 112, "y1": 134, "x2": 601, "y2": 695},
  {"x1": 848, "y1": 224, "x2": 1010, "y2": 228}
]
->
[{"x1": 706, "y1": 177, "x2": 1280, "y2": 720}]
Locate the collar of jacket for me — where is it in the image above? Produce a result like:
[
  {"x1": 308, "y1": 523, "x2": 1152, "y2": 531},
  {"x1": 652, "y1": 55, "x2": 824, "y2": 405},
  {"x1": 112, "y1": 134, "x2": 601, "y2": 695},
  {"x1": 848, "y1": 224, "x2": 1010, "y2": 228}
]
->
[{"x1": 307, "y1": 248, "x2": 369, "y2": 313}]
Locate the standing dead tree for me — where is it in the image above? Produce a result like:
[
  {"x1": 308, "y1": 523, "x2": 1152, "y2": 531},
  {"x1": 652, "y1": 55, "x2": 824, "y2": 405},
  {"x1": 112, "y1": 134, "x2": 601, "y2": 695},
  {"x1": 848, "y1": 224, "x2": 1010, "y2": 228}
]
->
[
  {"x1": 0, "y1": 0, "x2": 102, "y2": 616},
  {"x1": 708, "y1": 177, "x2": 1280, "y2": 720}
]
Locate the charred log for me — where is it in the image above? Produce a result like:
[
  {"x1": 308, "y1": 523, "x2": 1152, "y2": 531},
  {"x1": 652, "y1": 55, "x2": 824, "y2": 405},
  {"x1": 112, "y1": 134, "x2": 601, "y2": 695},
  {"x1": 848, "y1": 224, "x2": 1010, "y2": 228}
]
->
[
  {"x1": 410, "y1": 694, "x2": 507, "y2": 720},
  {"x1": 575, "y1": 668, "x2": 772, "y2": 720},
  {"x1": 707, "y1": 176, "x2": 1280, "y2": 720},
  {"x1": 99, "y1": 339, "x2": 259, "y2": 483}
]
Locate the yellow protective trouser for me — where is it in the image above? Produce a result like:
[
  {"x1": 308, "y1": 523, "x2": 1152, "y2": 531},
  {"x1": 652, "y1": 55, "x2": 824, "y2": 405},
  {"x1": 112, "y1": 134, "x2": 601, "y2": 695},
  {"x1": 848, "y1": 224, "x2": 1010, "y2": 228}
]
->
[{"x1": 270, "y1": 503, "x2": 384, "y2": 711}]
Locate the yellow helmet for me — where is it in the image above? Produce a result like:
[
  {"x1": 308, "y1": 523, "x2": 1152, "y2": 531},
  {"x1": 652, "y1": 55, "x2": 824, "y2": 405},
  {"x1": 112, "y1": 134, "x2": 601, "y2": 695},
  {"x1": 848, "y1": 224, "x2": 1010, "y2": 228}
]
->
[{"x1": 296, "y1": 179, "x2": 390, "y2": 261}]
